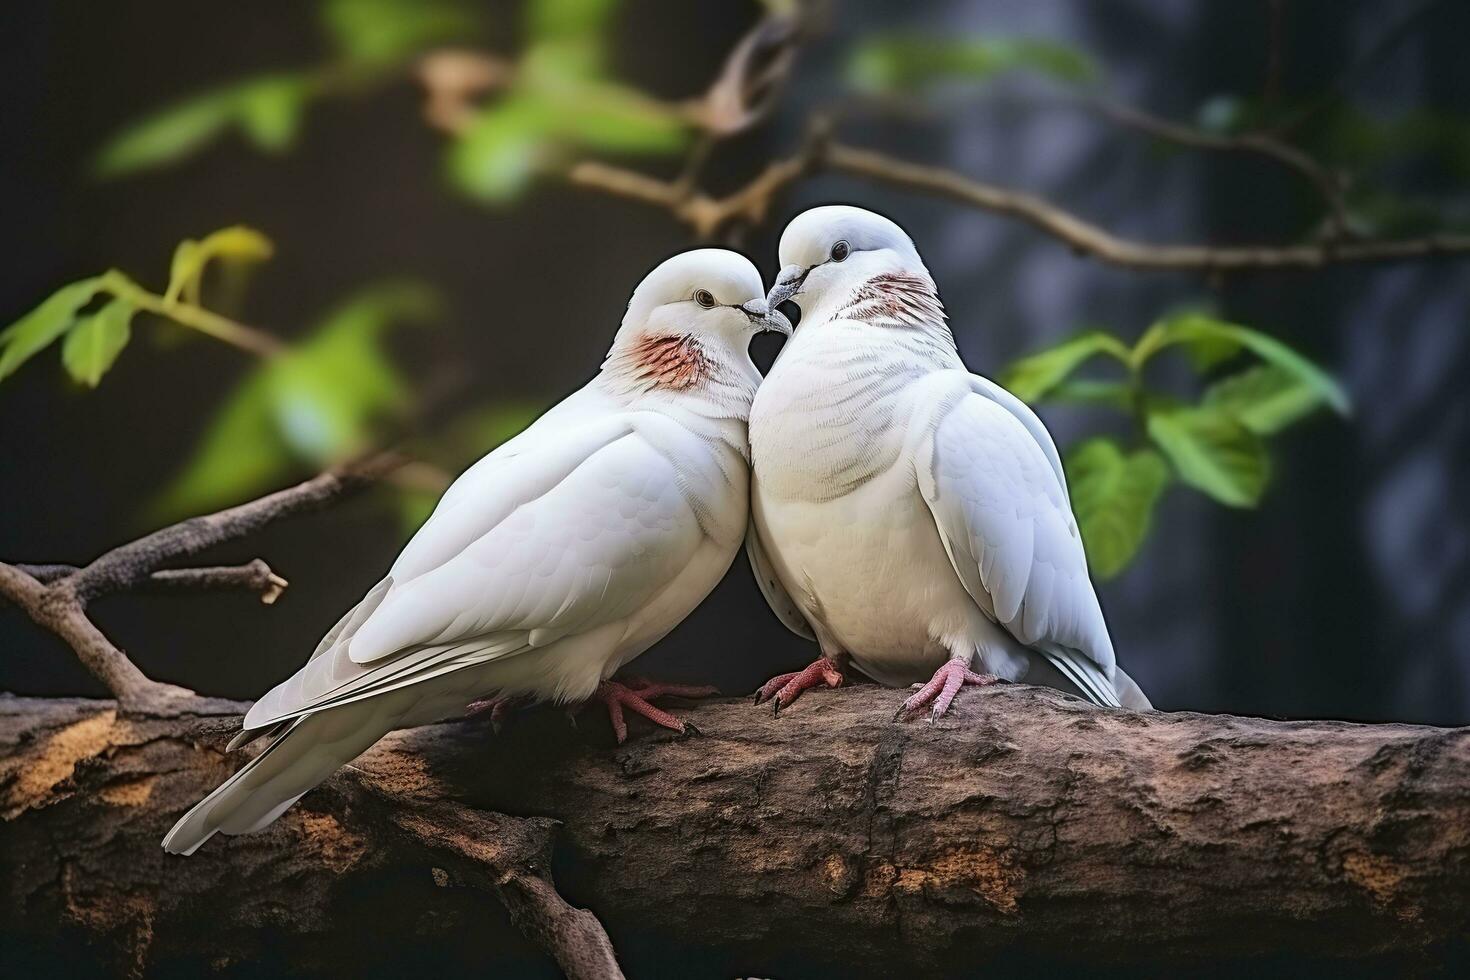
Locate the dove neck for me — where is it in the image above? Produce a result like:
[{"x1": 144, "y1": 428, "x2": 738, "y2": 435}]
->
[{"x1": 598, "y1": 329, "x2": 760, "y2": 417}]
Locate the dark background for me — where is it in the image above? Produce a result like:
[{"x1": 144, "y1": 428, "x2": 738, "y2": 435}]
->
[{"x1": 2, "y1": 0, "x2": 1468, "y2": 727}]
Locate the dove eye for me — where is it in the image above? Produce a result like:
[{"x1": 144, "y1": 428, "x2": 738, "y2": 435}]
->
[
  {"x1": 830, "y1": 240, "x2": 851, "y2": 262},
  {"x1": 694, "y1": 289, "x2": 716, "y2": 308}
]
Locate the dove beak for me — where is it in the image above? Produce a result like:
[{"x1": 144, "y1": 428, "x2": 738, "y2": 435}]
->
[
  {"x1": 741, "y1": 298, "x2": 792, "y2": 336},
  {"x1": 765, "y1": 263, "x2": 808, "y2": 309}
]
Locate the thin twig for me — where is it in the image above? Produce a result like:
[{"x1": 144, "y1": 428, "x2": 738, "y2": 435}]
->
[
  {"x1": 100, "y1": 270, "x2": 286, "y2": 358},
  {"x1": 568, "y1": 136, "x2": 1470, "y2": 269},
  {"x1": 1084, "y1": 97, "x2": 1353, "y2": 238},
  {"x1": 0, "y1": 456, "x2": 401, "y2": 712},
  {"x1": 16, "y1": 560, "x2": 289, "y2": 604}
]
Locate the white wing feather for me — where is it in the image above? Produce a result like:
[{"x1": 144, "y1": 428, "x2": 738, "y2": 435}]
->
[
  {"x1": 916, "y1": 377, "x2": 1120, "y2": 706},
  {"x1": 244, "y1": 413, "x2": 704, "y2": 729}
]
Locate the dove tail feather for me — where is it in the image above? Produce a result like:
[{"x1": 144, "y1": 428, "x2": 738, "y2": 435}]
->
[
  {"x1": 1039, "y1": 646, "x2": 1123, "y2": 709},
  {"x1": 162, "y1": 706, "x2": 390, "y2": 856}
]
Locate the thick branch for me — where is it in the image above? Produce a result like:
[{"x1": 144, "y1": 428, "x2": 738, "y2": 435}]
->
[{"x1": 3, "y1": 687, "x2": 1466, "y2": 975}]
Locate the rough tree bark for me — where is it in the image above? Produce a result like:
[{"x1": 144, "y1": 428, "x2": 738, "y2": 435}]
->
[{"x1": 3, "y1": 684, "x2": 1467, "y2": 977}]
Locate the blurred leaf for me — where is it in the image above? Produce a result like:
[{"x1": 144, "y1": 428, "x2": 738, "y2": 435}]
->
[
  {"x1": 448, "y1": 98, "x2": 547, "y2": 201},
  {"x1": 1132, "y1": 312, "x2": 1349, "y2": 414},
  {"x1": 322, "y1": 0, "x2": 479, "y2": 67},
  {"x1": 1203, "y1": 364, "x2": 1332, "y2": 435},
  {"x1": 449, "y1": 86, "x2": 686, "y2": 202},
  {"x1": 1001, "y1": 330, "x2": 1130, "y2": 403},
  {"x1": 1146, "y1": 407, "x2": 1269, "y2": 508},
  {"x1": 1317, "y1": 106, "x2": 1470, "y2": 182},
  {"x1": 1043, "y1": 379, "x2": 1134, "y2": 410},
  {"x1": 0, "y1": 278, "x2": 104, "y2": 381},
  {"x1": 236, "y1": 76, "x2": 310, "y2": 150},
  {"x1": 165, "y1": 226, "x2": 275, "y2": 304},
  {"x1": 847, "y1": 35, "x2": 1097, "y2": 93},
  {"x1": 62, "y1": 299, "x2": 135, "y2": 387},
  {"x1": 95, "y1": 75, "x2": 310, "y2": 177},
  {"x1": 1065, "y1": 438, "x2": 1170, "y2": 578},
  {"x1": 527, "y1": 0, "x2": 618, "y2": 43},
  {"x1": 152, "y1": 281, "x2": 438, "y2": 518}
]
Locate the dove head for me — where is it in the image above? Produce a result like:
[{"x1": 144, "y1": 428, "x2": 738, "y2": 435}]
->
[
  {"x1": 768, "y1": 205, "x2": 941, "y2": 329},
  {"x1": 603, "y1": 248, "x2": 790, "y2": 401}
]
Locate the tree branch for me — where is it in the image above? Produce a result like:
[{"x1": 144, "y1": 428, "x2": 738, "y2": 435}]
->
[
  {"x1": 0, "y1": 455, "x2": 402, "y2": 712},
  {"x1": 3, "y1": 687, "x2": 1466, "y2": 974},
  {"x1": 569, "y1": 136, "x2": 1470, "y2": 270}
]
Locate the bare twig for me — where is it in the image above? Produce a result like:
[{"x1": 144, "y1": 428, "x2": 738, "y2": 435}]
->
[
  {"x1": 17, "y1": 559, "x2": 288, "y2": 603},
  {"x1": 0, "y1": 456, "x2": 401, "y2": 712},
  {"x1": 1084, "y1": 97, "x2": 1354, "y2": 238},
  {"x1": 567, "y1": 137, "x2": 1470, "y2": 268}
]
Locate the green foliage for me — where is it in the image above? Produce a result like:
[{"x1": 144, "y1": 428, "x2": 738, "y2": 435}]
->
[
  {"x1": 95, "y1": 75, "x2": 312, "y2": 178},
  {"x1": 446, "y1": 0, "x2": 688, "y2": 203},
  {"x1": 1003, "y1": 310, "x2": 1349, "y2": 576},
  {"x1": 0, "y1": 226, "x2": 279, "y2": 388},
  {"x1": 0, "y1": 278, "x2": 104, "y2": 381},
  {"x1": 1001, "y1": 331, "x2": 1129, "y2": 402},
  {"x1": 1064, "y1": 440, "x2": 1171, "y2": 578},
  {"x1": 847, "y1": 34, "x2": 1097, "y2": 93},
  {"x1": 95, "y1": 0, "x2": 481, "y2": 177},
  {"x1": 152, "y1": 282, "x2": 439, "y2": 519},
  {"x1": 62, "y1": 300, "x2": 135, "y2": 387},
  {"x1": 1146, "y1": 408, "x2": 1269, "y2": 508},
  {"x1": 321, "y1": 0, "x2": 478, "y2": 67}
]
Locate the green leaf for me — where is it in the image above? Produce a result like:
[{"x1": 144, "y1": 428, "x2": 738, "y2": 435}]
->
[
  {"x1": 1065, "y1": 439, "x2": 1171, "y2": 578},
  {"x1": 235, "y1": 76, "x2": 310, "y2": 151},
  {"x1": 151, "y1": 281, "x2": 438, "y2": 518},
  {"x1": 94, "y1": 90, "x2": 241, "y2": 177},
  {"x1": 165, "y1": 226, "x2": 275, "y2": 304},
  {"x1": 1042, "y1": 380, "x2": 1134, "y2": 411},
  {"x1": 544, "y1": 82, "x2": 689, "y2": 153},
  {"x1": 1132, "y1": 312, "x2": 1350, "y2": 414},
  {"x1": 448, "y1": 99, "x2": 547, "y2": 201},
  {"x1": 322, "y1": 0, "x2": 479, "y2": 66},
  {"x1": 527, "y1": 0, "x2": 618, "y2": 43},
  {"x1": 94, "y1": 75, "x2": 310, "y2": 178},
  {"x1": 1147, "y1": 407, "x2": 1270, "y2": 508},
  {"x1": 1203, "y1": 364, "x2": 1330, "y2": 435},
  {"x1": 0, "y1": 278, "x2": 104, "y2": 381},
  {"x1": 847, "y1": 35, "x2": 1097, "y2": 93},
  {"x1": 62, "y1": 299, "x2": 134, "y2": 387},
  {"x1": 1000, "y1": 331, "x2": 1131, "y2": 403}
]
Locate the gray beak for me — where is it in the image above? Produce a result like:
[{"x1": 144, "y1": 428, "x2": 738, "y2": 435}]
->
[
  {"x1": 765, "y1": 263, "x2": 808, "y2": 309},
  {"x1": 741, "y1": 297, "x2": 792, "y2": 336}
]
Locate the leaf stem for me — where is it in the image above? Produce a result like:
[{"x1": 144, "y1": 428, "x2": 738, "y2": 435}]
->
[{"x1": 99, "y1": 270, "x2": 286, "y2": 358}]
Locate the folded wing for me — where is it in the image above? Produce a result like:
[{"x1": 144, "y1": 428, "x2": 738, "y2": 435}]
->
[
  {"x1": 916, "y1": 377, "x2": 1120, "y2": 707},
  {"x1": 244, "y1": 414, "x2": 706, "y2": 729}
]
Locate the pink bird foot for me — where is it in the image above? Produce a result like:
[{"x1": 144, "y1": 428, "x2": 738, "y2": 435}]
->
[
  {"x1": 589, "y1": 678, "x2": 718, "y2": 744},
  {"x1": 753, "y1": 656, "x2": 845, "y2": 714},
  {"x1": 465, "y1": 695, "x2": 525, "y2": 734},
  {"x1": 893, "y1": 660, "x2": 998, "y2": 723}
]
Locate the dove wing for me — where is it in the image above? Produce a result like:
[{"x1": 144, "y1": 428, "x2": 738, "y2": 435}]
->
[
  {"x1": 244, "y1": 410, "x2": 707, "y2": 729},
  {"x1": 745, "y1": 522, "x2": 815, "y2": 640},
  {"x1": 915, "y1": 378, "x2": 1121, "y2": 707}
]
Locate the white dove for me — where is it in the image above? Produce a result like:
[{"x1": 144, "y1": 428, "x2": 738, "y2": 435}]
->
[
  {"x1": 747, "y1": 205, "x2": 1151, "y2": 719},
  {"x1": 163, "y1": 248, "x2": 790, "y2": 855}
]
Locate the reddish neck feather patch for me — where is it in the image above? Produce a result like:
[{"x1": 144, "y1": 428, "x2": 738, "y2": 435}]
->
[
  {"x1": 627, "y1": 333, "x2": 710, "y2": 390},
  {"x1": 837, "y1": 272, "x2": 945, "y2": 327}
]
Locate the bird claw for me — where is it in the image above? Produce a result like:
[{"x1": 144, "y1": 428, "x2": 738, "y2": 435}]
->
[
  {"x1": 754, "y1": 656, "x2": 845, "y2": 713},
  {"x1": 894, "y1": 660, "x2": 997, "y2": 722},
  {"x1": 589, "y1": 678, "x2": 715, "y2": 745}
]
